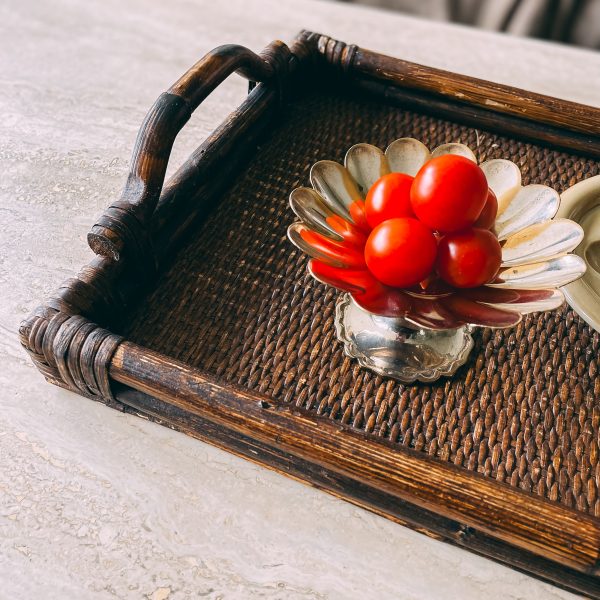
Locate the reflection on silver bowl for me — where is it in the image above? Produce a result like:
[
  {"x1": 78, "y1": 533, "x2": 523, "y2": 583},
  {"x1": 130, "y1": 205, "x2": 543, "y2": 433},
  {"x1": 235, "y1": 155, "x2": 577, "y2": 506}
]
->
[{"x1": 335, "y1": 294, "x2": 474, "y2": 383}]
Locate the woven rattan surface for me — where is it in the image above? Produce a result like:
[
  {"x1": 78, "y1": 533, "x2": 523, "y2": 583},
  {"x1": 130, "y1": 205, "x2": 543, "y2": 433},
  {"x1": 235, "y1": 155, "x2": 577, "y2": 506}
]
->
[{"x1": 123, "y1": 89, "x2": 600, "y2": 516}]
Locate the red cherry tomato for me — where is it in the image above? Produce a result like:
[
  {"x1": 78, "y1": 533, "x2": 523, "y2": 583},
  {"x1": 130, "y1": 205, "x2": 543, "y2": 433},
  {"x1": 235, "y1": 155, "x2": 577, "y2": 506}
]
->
[
  {"x1": 410, "y1": 155, "x2": 488, "y2": 232},
  {"x1": 364, "y1": 218, "x2": 437, "y2": 288},
  {"x1": 365, "y1": 173, "x2": 414, "y2": 228},
  {"x1": 474, "y1": 189, "x2": 498, "y2": 230},
  {"x1": 436, "y1": 228, "x2": 502, "y2": 288}
]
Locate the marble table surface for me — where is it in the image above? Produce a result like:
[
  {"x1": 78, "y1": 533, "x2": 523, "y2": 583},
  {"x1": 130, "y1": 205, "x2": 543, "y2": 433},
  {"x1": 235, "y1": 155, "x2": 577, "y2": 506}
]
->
[{"x1": 2, "y1": 0, "x2": 600, "y2": 598}]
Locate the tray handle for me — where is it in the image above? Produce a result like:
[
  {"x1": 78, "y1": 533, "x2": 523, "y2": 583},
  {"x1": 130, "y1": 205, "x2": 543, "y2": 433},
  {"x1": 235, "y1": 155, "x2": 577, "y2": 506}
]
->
[{"x1": 87, "y1": 41, "x2": 290, "y2": 264}]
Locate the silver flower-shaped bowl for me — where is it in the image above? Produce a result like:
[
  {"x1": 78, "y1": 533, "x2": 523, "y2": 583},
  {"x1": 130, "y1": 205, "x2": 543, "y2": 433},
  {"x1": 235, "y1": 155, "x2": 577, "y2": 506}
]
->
[{"x1": 288, "y1": 138, "x2": 586, "y2": 382}]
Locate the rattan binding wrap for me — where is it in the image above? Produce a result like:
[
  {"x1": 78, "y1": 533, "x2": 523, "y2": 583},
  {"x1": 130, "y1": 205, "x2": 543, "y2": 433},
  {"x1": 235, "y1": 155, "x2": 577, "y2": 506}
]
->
[{"x1": 123, "y1": 90, "x2": 600, "y2": 515}]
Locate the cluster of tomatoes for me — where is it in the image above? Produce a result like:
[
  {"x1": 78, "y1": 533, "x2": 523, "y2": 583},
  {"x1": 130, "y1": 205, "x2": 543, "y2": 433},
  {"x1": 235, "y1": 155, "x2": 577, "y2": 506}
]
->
[{"x1": 363, "y1": 154, "x2": 502, "y2": 290}]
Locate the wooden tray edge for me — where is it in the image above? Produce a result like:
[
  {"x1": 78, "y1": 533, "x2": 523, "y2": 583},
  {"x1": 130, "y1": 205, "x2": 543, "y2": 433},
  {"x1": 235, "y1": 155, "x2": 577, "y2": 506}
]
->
[
  {"x1": 108, "y1": 341, "x2": 600, "y2": 579},
  {"x1": 115, "y1": 385, "x2": 600, "y2": 598}
]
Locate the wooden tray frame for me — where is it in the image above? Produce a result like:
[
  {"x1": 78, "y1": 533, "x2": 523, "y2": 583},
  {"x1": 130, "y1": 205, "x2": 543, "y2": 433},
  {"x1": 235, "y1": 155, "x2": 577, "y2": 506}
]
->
[{"x1": 19, "y1": 30, "x2": 600, "y2": 597}]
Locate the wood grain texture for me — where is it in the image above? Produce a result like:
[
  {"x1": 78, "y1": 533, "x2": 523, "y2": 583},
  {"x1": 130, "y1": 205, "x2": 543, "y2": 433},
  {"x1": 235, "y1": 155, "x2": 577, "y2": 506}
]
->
[
  {"x1": 116, "y1": 386, "x2": 600, "y2": 598},
  {"x1": 151, "y1": 82, "x2": 281, "y2": 262},
  {"x1": 350, "y1": 44, "x2": 600, "y2": 136},
  {"x1": 353, "y1": 78, "x2": 600, "y2": 159},
  {"x1": 299, "y1": 30, "x2": 600, "y2": 158},
  {"x1": 109, "y1": 341, "x2": 600, "y2": 575}
]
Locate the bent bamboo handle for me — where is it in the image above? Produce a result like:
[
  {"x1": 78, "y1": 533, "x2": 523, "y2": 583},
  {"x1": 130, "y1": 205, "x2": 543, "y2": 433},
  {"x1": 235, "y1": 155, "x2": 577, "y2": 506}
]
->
[{"x1": 87, "y1": 42, "x2": 290, "y2": 263}]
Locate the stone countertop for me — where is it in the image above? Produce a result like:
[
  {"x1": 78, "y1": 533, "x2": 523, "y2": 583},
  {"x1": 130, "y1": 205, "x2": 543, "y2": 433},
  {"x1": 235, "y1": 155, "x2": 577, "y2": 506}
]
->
[{"x1": 2, "y1": 0, "x2": 599, "y2": 598}]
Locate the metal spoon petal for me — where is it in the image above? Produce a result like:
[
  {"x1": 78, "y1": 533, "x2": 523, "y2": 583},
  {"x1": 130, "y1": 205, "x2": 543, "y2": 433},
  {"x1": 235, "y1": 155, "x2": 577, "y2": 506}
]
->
[
  {"x1": 480, "y1": 159, "x2": 522, "y2": 211},
  {"x1": 385, "y1": 137, "x2": 430, "y2": 176},
  {"x1": 289, "y1": 187, "x2": 343, "y2": 241},
  {"x1": 495, "y1": 184, "x2": 560, "y2": 241},
  {"x1": 489, "y1": 254, "x2": 587, "y2": 289},
  {"x1": 310, "y1": 160, "x2": 364, "y2": 223},
  {"x1": 481, "y1": 289, "x2": 565, "y2": 315},
  {"x1": 430, "y1": 142, "x2": 477, "y2": 162},
  {"x1": 501, "y1": 219, "x2": 584, "y2": 266},
  {"x1": 345, "y1": 143, "x2": 390, "y2": 195}
]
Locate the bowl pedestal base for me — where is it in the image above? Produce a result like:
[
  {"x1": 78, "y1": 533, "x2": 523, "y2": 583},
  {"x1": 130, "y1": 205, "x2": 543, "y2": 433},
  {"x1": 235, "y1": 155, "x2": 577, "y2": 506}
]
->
[{"x1": 334, "y1": 294, "x2": 474, "y2": 383}]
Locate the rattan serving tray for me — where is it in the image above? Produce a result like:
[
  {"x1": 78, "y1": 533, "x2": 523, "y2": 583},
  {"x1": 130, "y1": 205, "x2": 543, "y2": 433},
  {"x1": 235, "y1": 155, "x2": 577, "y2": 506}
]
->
[{"x1": 20, "y1": 31, "x2": 600, "y2": 596}]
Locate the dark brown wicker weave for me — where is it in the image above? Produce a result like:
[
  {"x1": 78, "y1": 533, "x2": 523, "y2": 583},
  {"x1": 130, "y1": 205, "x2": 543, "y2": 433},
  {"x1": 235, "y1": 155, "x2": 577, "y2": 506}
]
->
[{"x1": 19, "y1": 31, "x2": 600, "y2": 597}]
